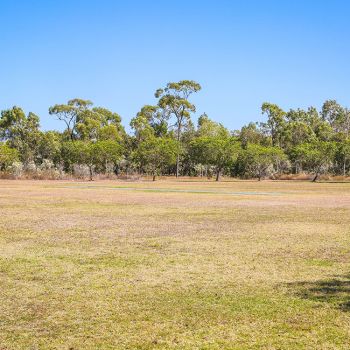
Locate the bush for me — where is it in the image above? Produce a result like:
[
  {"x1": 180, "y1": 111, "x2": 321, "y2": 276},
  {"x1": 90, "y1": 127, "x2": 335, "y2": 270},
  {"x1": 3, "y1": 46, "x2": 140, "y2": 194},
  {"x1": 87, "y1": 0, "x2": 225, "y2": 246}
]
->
[
  {"x1": 9, "y1": 161, "x2": 24, "y2": 178},
  {"x1": 73, "y1": 164, "x2": 92, "y2": 179}
]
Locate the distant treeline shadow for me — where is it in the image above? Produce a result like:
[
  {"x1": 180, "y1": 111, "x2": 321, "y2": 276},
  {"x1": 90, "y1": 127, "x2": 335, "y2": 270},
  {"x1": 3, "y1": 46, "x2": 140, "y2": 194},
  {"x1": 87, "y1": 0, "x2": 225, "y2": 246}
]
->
[{"x1": 288, "y1": 274, "x2": 350, "y2": 312}]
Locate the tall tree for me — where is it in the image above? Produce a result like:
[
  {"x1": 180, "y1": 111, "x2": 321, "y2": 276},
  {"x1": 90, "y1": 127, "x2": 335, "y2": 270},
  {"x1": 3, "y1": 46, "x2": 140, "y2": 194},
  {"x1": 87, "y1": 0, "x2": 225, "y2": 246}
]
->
[
  {"x1": 261, "y1": 103, "x2": 286, "y2": 147},
  {"x1": 190, "y1": 116, "x2": 240, "y2": 181},
  {"x1": 76, "y1": 107, "x2": 125, "y2": 142},
  {"x1": 155, "y1": 80, "x2": 201, "y2": 177},
  {"x1": 237, "y1": 144, "x2": 287, "y2": 181},
  {"x1": 0, "y1": 107, "x2": 40, "y2": 164},
  {"x1": 49, "y1": 99, "x2": 92, "y2": 140},
  {"x1": 336, "y1": 140, "x2": 350, "y2": 176},
  {"x1": 37, "y1": 131, "x2": 62, "y2": 165},
  {"x1": 292, "y1": 141, "x2": 336, "y2": 182},
  {"x1": 321, "y1": 100, "x2": 350, "y2": 137},
  {"x1": 239, "y1": 122, "x2": 265, "y2": 148},
  {"x1": 50, "y1": 99, "x2": 125, "y2": 142},
  {"x1": 135, "y1": 136, "x2": 179, "y2": 181},
  {"x1": 190, "y1": 136, "x2": 240, "y2": 181}
]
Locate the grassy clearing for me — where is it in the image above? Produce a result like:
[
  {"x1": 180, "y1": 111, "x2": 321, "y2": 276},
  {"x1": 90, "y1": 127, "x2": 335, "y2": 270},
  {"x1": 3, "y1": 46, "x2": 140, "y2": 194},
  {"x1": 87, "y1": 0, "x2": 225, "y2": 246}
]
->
[{"x1": 0, "y1": 180, "x2": 350, "y2": 349}]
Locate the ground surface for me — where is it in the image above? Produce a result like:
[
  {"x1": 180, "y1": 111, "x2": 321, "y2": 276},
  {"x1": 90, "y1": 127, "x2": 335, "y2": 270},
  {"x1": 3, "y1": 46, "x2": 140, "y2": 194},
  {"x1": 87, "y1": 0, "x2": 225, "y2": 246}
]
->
[{"x1": 0, "y1": 179, "x2": 350, "y2": 350}]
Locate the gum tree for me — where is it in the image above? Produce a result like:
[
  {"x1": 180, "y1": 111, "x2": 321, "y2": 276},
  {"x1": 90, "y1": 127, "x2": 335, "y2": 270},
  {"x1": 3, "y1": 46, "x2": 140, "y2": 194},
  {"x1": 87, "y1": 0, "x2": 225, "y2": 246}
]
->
[
  {"x1": 155, "y1": 80, "x2": 201, "y2": 177},
  {"x1": 238, "y1": 144, "x2": 287, "y2": 181},
  {"x1": 49, "y1": 99, "x2": 125, "y2": 142},
  {"x1": 190, "y1": 116, "x2": 240, "y2": 181},
  {"x1": 261, "y1": 103, "x2": 286, "y2": 147},
  {"x1": 292, "y1": 141, "x2": 337, "y2": 182},
  {"x1": 0, "y1": 107, "x2": 40, "y2": 164},
  {"x1": 49, "y1": 99, "x2": 92, "y2": 140},
  {"x1": 135, "y1": 136, "x2": 179, "y2": 181},
  {"x1": 190, "y1": 136, "x2": 240, "y2": 181}
]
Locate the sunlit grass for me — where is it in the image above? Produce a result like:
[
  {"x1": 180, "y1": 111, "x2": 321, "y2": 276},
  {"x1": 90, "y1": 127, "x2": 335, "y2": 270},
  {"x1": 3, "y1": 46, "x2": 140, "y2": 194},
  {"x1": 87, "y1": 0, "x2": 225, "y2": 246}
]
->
[{"x1": 0, "y1": 180, "x2": 350, "y2": 349}]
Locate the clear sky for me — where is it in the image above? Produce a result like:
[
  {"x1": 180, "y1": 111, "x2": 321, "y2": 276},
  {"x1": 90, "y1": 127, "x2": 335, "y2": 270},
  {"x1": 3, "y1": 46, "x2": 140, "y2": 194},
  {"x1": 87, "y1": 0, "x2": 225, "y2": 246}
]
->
[{"x1": 1, "y1": 0, "x2": 350, "y2": 132}]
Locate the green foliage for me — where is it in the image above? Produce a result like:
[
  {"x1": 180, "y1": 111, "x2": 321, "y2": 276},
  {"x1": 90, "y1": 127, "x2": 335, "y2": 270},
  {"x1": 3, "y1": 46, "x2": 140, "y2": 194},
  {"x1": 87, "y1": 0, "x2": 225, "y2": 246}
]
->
[
  {"x1": 261, "y1": 103, "x2": 286, "y2": 147},
  {"x1": 130, "y1": 106, "x2": 160, "y2": 142},
  {"x1": 0, "y1": 107, "x2": 40, "y2": 163},
  {"x1": 237, "y1": 144, "x2": 287, "y2": 180},
  {"x1": 49, "y1": 99, "x2": 125, "y2": 142},
  {"x1": 336, "y1": 139, "x2": 350, "y2": 175},
  {"x1": 37, "y1": 131, "x2": 62, "y2": 164},
  {"x1": 291, "y1": 141, "x2": 337, "y2": 181},
  {"x1": 0, "y1": 143, "x2": 19, "y2": 170},
  {"x1": 49, "y1": 99, "x2": 91, "y2": 140},
  {"x1": 155, "y1": 80, "x2": 201, "y2": 177},
  {"x1": 2, "y1": 85, "x2": 350, "y2": 180},
  {"x1": 131, "y1": 105, "x2": 168, "y2": 139},
  {"x1": 197, "y1": 113, "x2": 229, "y2": 138},
  {"x1": 322, "y1": 100, "x2": 350, "y2": 136},
  {"x1": 61, "y1": 140, "x2": 88, "y2": 171},
  {"x1": 239, "y1": 122, "x2": 266, "y2": 148},
  {"x1": 155, "y1": 81, "x2": 201, "y2": 140},
  {"x1": 190, "y1": 116, "x2": 239, "y2": 181},
  {"x1": 89, "y1": 140, "x2": 124, "y2": 173},
  {"x1": 61, "y1": 140, "x2": 123, "y2": 176},
  {"x1": 190, "y1": 136, "x2": 240, "y2": 181},
  {"x1": 135, "y1": 136, "x2": 179, "y2": 180}
]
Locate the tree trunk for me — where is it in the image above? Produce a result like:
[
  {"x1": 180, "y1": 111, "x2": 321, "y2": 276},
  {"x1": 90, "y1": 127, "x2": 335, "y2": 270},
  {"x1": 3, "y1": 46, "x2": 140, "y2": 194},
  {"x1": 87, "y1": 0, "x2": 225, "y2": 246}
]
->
[
  {"x1": 312, "y1": 173, "x2": 319, "y2": 182},
  {"x1": 89, "y1": 165, "x2": 93, "y2": 181},
  {"x1": 216, "y1": 169, "x2": 220, "y2": 182},
  {"x1": 176, "y1": 154, "x2": 179, "y2": 178},
  {"x1": 152, "y1": 174, "x2": 156, "y2": 181}
]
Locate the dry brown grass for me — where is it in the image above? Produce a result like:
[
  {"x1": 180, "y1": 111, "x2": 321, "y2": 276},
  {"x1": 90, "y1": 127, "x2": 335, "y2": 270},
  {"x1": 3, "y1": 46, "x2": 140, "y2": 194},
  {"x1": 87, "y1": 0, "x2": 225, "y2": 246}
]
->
[{"x1": 0, "y1": 179, "x2": 350, "y2": 349}]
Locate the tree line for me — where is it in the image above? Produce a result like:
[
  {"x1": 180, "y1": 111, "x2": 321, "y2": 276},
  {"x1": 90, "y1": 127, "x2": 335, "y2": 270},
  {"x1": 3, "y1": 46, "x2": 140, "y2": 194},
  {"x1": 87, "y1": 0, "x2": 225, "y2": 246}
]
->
[{"x1": 1, "y1": 80, "x2": 350, "y2": 181}]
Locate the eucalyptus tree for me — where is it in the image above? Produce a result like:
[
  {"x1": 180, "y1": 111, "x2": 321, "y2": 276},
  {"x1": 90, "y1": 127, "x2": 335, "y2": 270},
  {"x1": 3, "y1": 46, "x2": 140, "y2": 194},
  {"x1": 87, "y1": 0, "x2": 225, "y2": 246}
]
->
[
  {"x1": 155, "y1": 80, "x2": 201, "y2": 177},
  {"x1": 197, "y1": 113, "x2": 228, "y2": 137},
  {"x1": 283, "y1": 110, "x2": 314, "y2": 150},
  {"x1": 336, "y1": 140, "x2": 350, "y2": 176},
  {"x1": 49, "y1": 99, "x2": 124, "y2": 142},
  {"x1": 190, "y1": 136, "x2": 240, "y2": 181},
  {"x1": 292, "y1": 141, "x2": 337, "y2": 182},
  {"x1": 61, "y1": 139, "x2": 123, "y2": 179},
  {"x1": 138, "y1": 105, "x2": 168, "y2": 137},
  {"x1": 135, "y1": 136, "x2": 179, "y2": 181},
  {"x1": 0, "y1": 106, "x2": 41, "y2": 164},
  {"x1": 88, "y1": 140, "x2": 124, "y2": 176},
  {"x1": 190, "y1": 116, "x2": 240, "y2": 181},
  {"x1": 76, "y1": 107, "x2": 125, "y2": 142},
  {"x1": 130, "y1": 114, "x2": 154, "y2": 143},
  {"x1": 239, "y1": 122, "x2": 265, "y2": 148},
  {"x1": 49, "y1": 99, "x2": 92, "y2": 140},
  {"x1": 237, "y1": 144, "x2": 287, "y2": 181},
  {"x1": 261, "y1": 103, "x2": 286, "y2": 147},
  {"x1": 37, "y1": 131, "x2": 62, "y2": 165},
  {"x1": 321, "y1": 100, "x2": 350, "y2": 137}
]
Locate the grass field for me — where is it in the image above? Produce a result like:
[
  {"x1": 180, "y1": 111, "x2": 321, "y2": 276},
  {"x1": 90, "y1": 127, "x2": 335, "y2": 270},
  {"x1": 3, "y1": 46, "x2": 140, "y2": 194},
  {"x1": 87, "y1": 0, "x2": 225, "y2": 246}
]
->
[{"x1": 1, "y1": 180, "x2": 350, "y2": 350}]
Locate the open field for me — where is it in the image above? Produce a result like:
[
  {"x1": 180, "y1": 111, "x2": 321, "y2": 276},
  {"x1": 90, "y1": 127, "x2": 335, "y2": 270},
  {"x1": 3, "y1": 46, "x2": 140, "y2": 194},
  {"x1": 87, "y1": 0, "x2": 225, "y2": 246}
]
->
[{"x1": 1, "y1": 180, "x2": 350, "y2": 349}]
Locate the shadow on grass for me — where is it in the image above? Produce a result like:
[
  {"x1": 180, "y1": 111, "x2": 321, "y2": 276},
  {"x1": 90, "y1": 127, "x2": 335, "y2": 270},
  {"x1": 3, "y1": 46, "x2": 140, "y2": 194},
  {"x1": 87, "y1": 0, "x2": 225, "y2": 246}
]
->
[{"x1": 289, "y1": 274, "x2": 350, "y2": 312}]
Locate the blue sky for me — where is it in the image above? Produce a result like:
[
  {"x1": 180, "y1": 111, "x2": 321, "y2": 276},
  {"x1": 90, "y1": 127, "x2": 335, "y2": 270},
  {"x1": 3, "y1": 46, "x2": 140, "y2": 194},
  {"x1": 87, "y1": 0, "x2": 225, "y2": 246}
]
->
[{"x1": 1, "y1": 0, "x2": 350, "y2": 132}]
